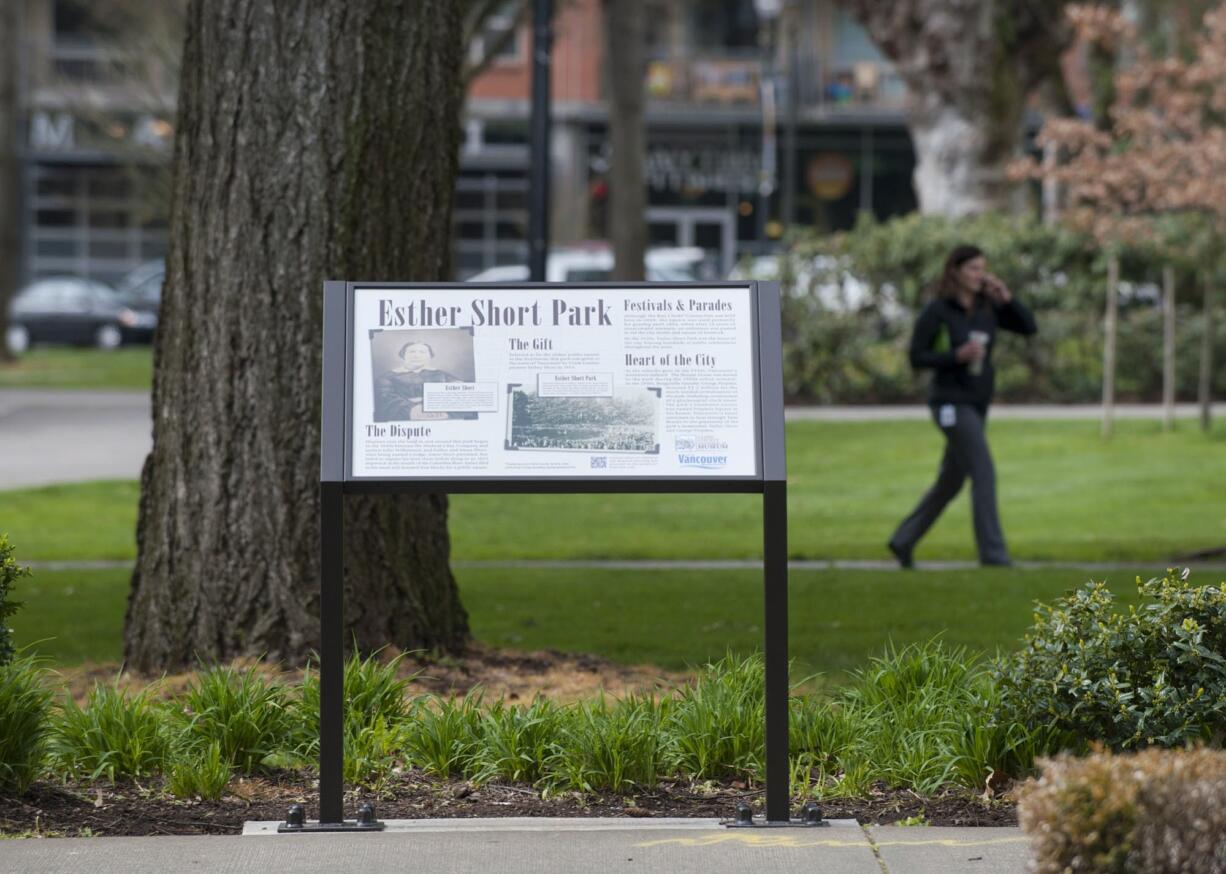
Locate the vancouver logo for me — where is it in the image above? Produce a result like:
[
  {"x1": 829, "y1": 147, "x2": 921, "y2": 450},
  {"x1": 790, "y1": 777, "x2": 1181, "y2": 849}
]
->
[{"x1": 674, "y1": 435, "x2": 728, "y2": 469}]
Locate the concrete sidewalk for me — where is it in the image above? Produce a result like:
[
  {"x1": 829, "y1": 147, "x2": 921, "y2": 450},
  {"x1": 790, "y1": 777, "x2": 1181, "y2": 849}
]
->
[{"x1": 0, "y1": 819, "x2": 1031, "y2": 873}]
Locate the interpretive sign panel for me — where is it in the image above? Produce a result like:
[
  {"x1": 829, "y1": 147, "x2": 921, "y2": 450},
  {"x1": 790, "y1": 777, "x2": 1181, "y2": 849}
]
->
[
  {"x1": 347, "y1": 284, "x2": 761, "y2": 480},
  {"x1": 313, "y1": 280, "x2": 791, "y2": 831}
]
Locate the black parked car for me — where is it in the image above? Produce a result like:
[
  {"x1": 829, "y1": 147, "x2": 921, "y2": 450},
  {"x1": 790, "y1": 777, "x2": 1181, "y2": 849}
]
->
[
  {"x1": 6, "y1": 276, "x2": 158, "y2": 353},
  {"x1": 115, "y1": 259, "x2": 165, "y2": 307}
]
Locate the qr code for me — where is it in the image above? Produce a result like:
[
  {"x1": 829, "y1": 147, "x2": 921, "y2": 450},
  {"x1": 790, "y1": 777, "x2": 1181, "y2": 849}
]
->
[{"x1": 590, "y1": 456, "x2": 608, "y2": 469}]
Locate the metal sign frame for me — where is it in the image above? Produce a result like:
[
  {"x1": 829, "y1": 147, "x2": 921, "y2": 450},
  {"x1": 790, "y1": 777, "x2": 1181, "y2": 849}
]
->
[{"x1": 308, "y1": 279, "x2": 790, "y2": 828}]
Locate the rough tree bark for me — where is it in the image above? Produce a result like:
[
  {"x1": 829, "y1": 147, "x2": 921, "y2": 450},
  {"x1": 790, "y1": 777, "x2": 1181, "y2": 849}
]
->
[
  {"x1": 842, "y1": 0, "x2": 1071, "y2": 216},
  {"x1": 0, "y1": 1, "x2": 20, "y2": 362},
  {"x1": 125, "y1": 0, "x2": 470, "y2": 672},
  {"x1": 604, "y1": 0, "x2": 647, "y2": 281}
]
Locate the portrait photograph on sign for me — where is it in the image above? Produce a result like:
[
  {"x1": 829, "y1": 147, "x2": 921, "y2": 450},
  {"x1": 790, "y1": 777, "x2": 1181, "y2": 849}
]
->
[
  {"x1": 369, "y1": 328, "x2": 478, "y2": 422},
  {"x1": 347, "y1": 285, "x2": 761, "y2": 479}
]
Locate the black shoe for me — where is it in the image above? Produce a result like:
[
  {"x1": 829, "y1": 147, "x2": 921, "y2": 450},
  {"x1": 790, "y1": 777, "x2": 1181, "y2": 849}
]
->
[
  {"x1": 981, "y1": 559, "x2": 1012, "y2": 567},
  {"x1": 888, "y1": 540, "x2": 914, "y2": 569}
]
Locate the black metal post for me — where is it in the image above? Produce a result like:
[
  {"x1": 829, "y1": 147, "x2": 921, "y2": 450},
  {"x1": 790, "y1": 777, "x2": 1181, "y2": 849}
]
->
[
  {"x1": 756, "y1": 279, "x2": 789, "y2": 823},
  {"x1": 762, "y1": 479, "x2": 789, "y2": 822},
  {"x1": 528, "y1": 0, "x2": 552, "y2": 282},
  {"x1": 318, "y1": 480, "x2": 345, "y2": 825}
]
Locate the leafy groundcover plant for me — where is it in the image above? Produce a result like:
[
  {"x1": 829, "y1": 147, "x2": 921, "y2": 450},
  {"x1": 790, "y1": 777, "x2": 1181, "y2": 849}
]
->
[
  {"x1": 6, "y1": 643, "x2": 1059, "y2": 817},
  {"x1": 994, "y1": 571, "x2": 1226, "y2": 750},
  {"x1": 0, "y1": 534, "x2": 32, "y2": 668},
  {"x1": 0, "y1": 655, "x2": 54, "y2": 793}
]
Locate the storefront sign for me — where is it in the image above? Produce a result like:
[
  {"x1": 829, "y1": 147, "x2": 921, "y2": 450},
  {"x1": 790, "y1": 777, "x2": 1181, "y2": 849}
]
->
[
  {"x1": 805, "y1": 153, "x2": 855, "y2": 200},
  {"x1": 347, "y1": 285, "x2": 762, "y2": 479},
  {"x1": 644, "y1": 146, "x2": 761, "y2": 195}
]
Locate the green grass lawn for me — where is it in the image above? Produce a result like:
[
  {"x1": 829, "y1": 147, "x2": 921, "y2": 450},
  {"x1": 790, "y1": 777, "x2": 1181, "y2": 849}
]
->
[
  {"x1": 0, "y1": 346, "x2": 152, "y2": 390},
  {"x1": 2, "y1": 481, "x2": 140, "y2": 561},
  {"x1": 8, "y1": 418, "x2": 1221, "y2": 563},
  {"x1": 11, "y1": 565, "x2": 1167, "y2": 676},
  {"x1": 451, "y1": 418, "x2": 1226, "y2": 562}
]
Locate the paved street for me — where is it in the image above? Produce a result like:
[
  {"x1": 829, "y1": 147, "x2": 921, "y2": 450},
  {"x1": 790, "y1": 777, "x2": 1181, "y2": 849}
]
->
[
  {"x1": 0, "y1": 819, "x2": 1032, "y2": 874},
  {"x1": 0, "y1": 390, "x2": 151, "y2": 489},
  {"x1": 2, "y1": 387, "x2": 1221, "y2": 490}
]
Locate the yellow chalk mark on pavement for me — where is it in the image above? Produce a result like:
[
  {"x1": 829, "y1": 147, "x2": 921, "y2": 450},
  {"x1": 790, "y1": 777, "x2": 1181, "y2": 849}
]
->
[
  {"x1": 873, "y1": 836, "x2": 1028, "y2": 848},
  {"x1": 635, "y1": 833, "x2": 868, "y2": 849}
]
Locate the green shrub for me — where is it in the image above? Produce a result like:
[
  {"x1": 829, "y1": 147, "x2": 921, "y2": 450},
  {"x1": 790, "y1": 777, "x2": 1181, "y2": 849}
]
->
[
  {"x1": 469, "y1": 696, "x2": 562, "y2": 785},
  {"x1": 0, "y1": 535, "x2": 32, "y2": 668},
  {"x1": 166, "y1": 741, "x2": 232, "y2": 801},
  {"x1": 401, "y1": 694, "x2": 484, "y2": 778},
  {"x1": 774, "y1": 212, "x2": 1226, "y2": 404},
  {"x1": 545, "y1": 693, "x2": 668, "y2": 793},
  {"x1": 665, "y1": 652, "x2": 765, "y2": 780},
  {"x1": 994, "y1": 572, "x2": 1226, "y2": 751},
  {"x1": 51, "y1": 682, "x2": 171, "y2": 781},
  {"x1": 293, "y1": 650, "x2": 416, "y2": 755},
  {"x1": 176, "y1": 663, "x2": 293, "y2": 774},
  {"x1": 1020, "y1": 748, "x2": 1226, "y2": 873},
  {"x1": 786, "y1": 639, "x2": 1058, "y2": 799},
  {"x1": 343, "y1": 717, "x2": 402, "y2": 790},
  {"x1": 0, "y1": 655, "x2": 54, "y2": 793}
]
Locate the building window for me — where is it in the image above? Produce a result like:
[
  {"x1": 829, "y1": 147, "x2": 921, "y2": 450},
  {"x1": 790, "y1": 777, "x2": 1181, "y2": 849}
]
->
[
  {"x1": 688, "y1": 0, "x2": 761, "y2": 52},
  {"x1": 53, "y1": 0, "x2": 95, "y2": 45},
  {"x1": 469, "y1": 2, "x2": 523, "y2": 68},
  {"x1": 26, "y1": 165, "x2": 168, "y2": 286}
]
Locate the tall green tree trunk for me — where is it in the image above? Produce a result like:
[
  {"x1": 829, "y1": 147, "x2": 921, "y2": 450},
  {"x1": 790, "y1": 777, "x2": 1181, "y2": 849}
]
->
[{"x1": 125, "y1": 0, "x2": 470, "y2": 672}]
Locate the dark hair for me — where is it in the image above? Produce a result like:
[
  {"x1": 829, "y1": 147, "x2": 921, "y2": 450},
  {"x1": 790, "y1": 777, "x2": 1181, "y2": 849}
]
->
[
  {"x1": 398, "y1": 340, "x2": 435, "y2": 359},
  {"x1": 932, "y1": 244, "x2": 985, "y2": 299}
]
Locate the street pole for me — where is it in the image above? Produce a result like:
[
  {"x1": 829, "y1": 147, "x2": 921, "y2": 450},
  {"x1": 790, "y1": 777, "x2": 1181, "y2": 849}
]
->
[
  {"x1": 781, "y1": 15, "x2": 798, "y2": 228},
  {"x1": 755, "y1": 0, "x2": 782, "y2": 251},
  {"x1": 528, "y1": 0, "x2": 552, "y2": 282}
]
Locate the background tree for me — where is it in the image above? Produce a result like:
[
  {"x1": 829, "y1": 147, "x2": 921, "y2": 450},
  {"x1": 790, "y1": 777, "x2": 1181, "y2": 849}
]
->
[
  {"x1": 0, "y1": 1, "x2": 20, "y2": 363},
  {"x1": 125, "y1": 0, "x2": 471, "y2": 672},
  {"x1": 1014, "y1": 2, "x2": 1226, "y2": 434},
  {"x1": 604, "y1": 0, "x2": 647, "y2": 281},
  {"x1": 841, "y1": 0, "x2": 1073, "y2": 217}
]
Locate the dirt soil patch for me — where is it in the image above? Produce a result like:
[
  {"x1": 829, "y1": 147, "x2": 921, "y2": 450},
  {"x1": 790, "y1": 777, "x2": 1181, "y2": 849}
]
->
[
  {"x1": 1, "y1": 774, "x2": 1018, "y2": 837},
  {"x1": 56, "y1": 644, "x2": 688, "y2": 706}
]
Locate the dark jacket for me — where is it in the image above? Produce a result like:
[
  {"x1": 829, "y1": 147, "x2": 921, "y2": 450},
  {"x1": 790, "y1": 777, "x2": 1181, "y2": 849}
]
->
[{"x1": 909, "y1": 295, "x2": 1037, "y2": 407}]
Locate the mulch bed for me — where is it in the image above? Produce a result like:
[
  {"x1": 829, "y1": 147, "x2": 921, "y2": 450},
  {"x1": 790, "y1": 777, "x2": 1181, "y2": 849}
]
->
[{"x1": 1, "y1": 773, "x2": 1017, "y2": 837}]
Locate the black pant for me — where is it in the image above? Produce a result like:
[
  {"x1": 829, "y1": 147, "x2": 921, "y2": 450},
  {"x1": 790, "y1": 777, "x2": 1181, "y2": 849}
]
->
[{"x1": 890, "y1": 402, "x2": 1010, "y2": 565}]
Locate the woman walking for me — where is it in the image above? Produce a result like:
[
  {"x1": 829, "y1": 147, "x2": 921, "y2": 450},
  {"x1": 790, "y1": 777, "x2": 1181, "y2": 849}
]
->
[{"x1": 888, "y1": 245, "x2": 1037, "y2": 568}]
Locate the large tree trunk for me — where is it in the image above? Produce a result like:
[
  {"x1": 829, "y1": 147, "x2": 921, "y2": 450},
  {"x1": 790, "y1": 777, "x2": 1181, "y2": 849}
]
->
[
  {"x1": 843, "y1": 0, "x2": 1071, "y2": 216},
  {"x1": 125, "y1": 0, "x2": 470, "y2": 673},
  {"x1": 0, "y1": 1, "x2": 20, "y2": 363},
  {"x1": 605, "y1": 0, "x2": 646, "y2": 281}
]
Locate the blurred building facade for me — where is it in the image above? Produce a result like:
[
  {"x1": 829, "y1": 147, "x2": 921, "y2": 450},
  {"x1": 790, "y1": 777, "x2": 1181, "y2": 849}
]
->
[
  {"x1": 461, "y1": 0, "x2": 915, "y2": 279},
  {"x1": 14, "y1": 0, "x2": 176, "y2": 288},
  {"x1": 10, "y1": 0, "x2": 915, "y2": 286}
]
